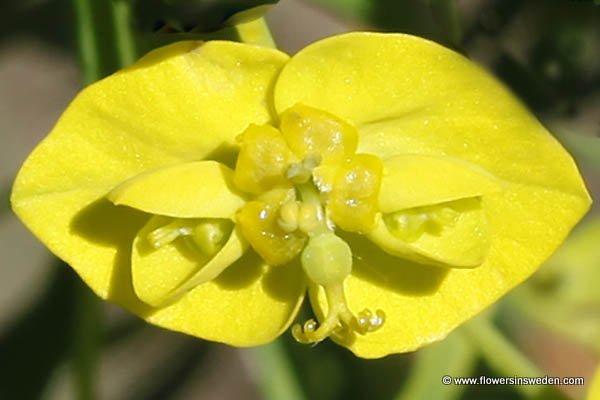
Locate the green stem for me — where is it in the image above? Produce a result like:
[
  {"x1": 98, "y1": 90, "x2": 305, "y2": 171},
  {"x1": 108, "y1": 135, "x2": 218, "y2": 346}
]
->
[
  {"x1": 250, "y1": 340, "x2": 306, "y2": 400},
  {"x1": 429, "y1": 0, "x2": 463, "y2": 47},
  {"x1": 70, "y1": 0, "x2": 139, "y2": 398},
  {"x1": 72, "y1": 286, "x2": 102, "y2": 400},
  {"x1": 460, "y1": 316, "x2": 545, "y2": 398},
  {"x1": 73, "y1": 0, "x2": 101, "y2": 85},
  {"x1": 111, "y1": 0, "x2": 137, "y2": 67},
  {"x1": 395, "y1": 332, "x2": 477, "y2": 400}
]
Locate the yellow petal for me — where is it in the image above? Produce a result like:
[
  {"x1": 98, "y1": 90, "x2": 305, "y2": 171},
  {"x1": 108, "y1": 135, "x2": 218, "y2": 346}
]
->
[
  {"x1": 233, "y1": 124, "x2": 296, "y2": 195},
  {"x1": 328, "y1": 154, "x2": 383, "y2": 233},
  {"x1": 368, "y1": 198, "x2": 488, "y2": 268},
  {"x1": 146, "y1": 253, "x2": 306, "y2": 346},
  {"x1": 108, "y1": 161, "x2": 245, "y2": 218},
  {"x1": 131, "y1": 216, "x2": 246, "y2": 307},
  {"x1": 11, "y1": 41, "x2": 287, "y2": 318},
  {"x1": 310, "y1": 185, "x2": 589, "y2": 358},
  {"x1": 274, "y1": 32, "x2": 588, "y2": 198},
  {"x1": 379, "y1": 154, "x2": 502, "y2": 213}
]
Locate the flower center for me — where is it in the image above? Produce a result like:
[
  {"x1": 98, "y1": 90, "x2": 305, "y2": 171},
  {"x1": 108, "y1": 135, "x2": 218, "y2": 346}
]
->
[{"x1": 232, "y1": 103, "x2": 385, "y2": 344}]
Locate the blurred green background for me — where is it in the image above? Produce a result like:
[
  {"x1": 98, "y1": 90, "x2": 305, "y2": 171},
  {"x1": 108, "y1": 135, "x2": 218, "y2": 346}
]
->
[{"x1": 1, "y1": 0, "x2": 599, "y2": 399}]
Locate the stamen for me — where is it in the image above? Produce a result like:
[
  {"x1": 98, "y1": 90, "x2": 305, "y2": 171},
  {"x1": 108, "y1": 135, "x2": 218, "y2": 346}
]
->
[
  {"x1": 147, "y1": 220, "x2": 192, "y2": 248},
  {"x1": 298, "y1": 203, "x2": 323, "y2": 235},
  {"x1": 277, "y1": 201, "x2": 300, "y2": 233},
  {"x1": 385, "y1": 205, "x2": 461, "y2": 242},
  {"x1": 147, "y1": 218, "x2": 231, "y2": 258},
  {"x1": 286, "y1": 154, "x2": 322, "y2": 184},
  {"x1": 189, "y1": 219, "x2": 231, "y2": 256}
]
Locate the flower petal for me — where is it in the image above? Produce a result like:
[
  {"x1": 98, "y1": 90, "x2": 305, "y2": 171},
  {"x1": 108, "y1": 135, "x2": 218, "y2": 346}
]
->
[
  {"x1": 108, "y1": 161, "x2": 246, "y2": 218},
  {"x1": 273, "y1": 33, "x2": 588, "y2": 198},
  {"x1": 131, "y1": 216, "x2": 247, "y2": 307},
  {"x1": 147, "y1": 254, "x2": 306, "y2": 346},
  {"x1": 378, "y1": 154, "x2": 502, "y2": 213},
  {"x1": 309, "y1": 185, "x2": 590, "y2": 358},
  {"x1": 12, "y1": 41, "x2": 287, "y2": 303}
]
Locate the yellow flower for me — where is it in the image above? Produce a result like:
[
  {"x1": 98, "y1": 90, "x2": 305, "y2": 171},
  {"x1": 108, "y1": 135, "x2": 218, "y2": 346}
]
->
[{"x1": 11, "y1": 33, "x2": 591, "y2": 358}]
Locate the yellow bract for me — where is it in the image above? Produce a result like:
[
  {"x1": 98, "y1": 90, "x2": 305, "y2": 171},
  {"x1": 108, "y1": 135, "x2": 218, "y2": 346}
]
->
[
  {"x1": 11, "y1": 32, "x2": 591, "y2": 357},
  {"x1": 589, "y1": 365, "x2": 600, "y2": 400}
]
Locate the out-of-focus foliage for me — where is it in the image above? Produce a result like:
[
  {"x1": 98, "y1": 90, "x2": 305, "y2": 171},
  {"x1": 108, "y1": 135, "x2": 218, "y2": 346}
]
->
[
  {"x1": 511, "y1": 217, "x2": 600, "y2": 355},
  {"x1": 132, "y1": 0, "x2": 279, "y2": 32}
]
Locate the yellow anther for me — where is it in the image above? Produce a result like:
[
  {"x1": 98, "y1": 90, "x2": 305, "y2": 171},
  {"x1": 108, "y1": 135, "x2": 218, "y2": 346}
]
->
[
  {"x1": 385, "y1": 212, "x2": 428, "y2": 242},
  {"x1": 385, "y1": 204, "x2": 461, "y2": 242},
  {"x1": 298, "y1": 203, "x2": 323, "y2": 235},
  {"x1": 277, "y1": 201, "x2": 300, "y2": 233},
  {"x1": 233, "y1": 124, "x2": 296, "y2": 195},
  {"x1": 328, "y1": 154, "x2": 383, "y2": 233},
  {"x1": 286, "y1": 154, "x2": 322, "y2": 184},
  {"x1": 147, "y1": 220, "x2": 192, "y2": 248},
  {"x1": 429, "y1": 206, "x2": 460, "y2": 226},
  {"x1": 189, "y1": 219, "x2": 231, "y2": 256},
  {"x1": 280, "y1": 103, "x2": 358, "y2": 164}
]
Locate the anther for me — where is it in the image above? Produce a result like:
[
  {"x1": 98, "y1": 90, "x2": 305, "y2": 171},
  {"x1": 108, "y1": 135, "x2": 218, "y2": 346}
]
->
[
  {"x1": 286, "y1": 155, "x2": 322, "y2": 184},
  {"x1": 298, "y1": 203, "x2": 323, "y2": 235},
  {"x1": 277, "y1": 201, "x2": 300, "y2": 232},
  {"x1": 190, "y1": 219, "x2": 230, "y2": 256},
  {"x1": 147, "y1": 220, "x2": 192, "y2": 248}
]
